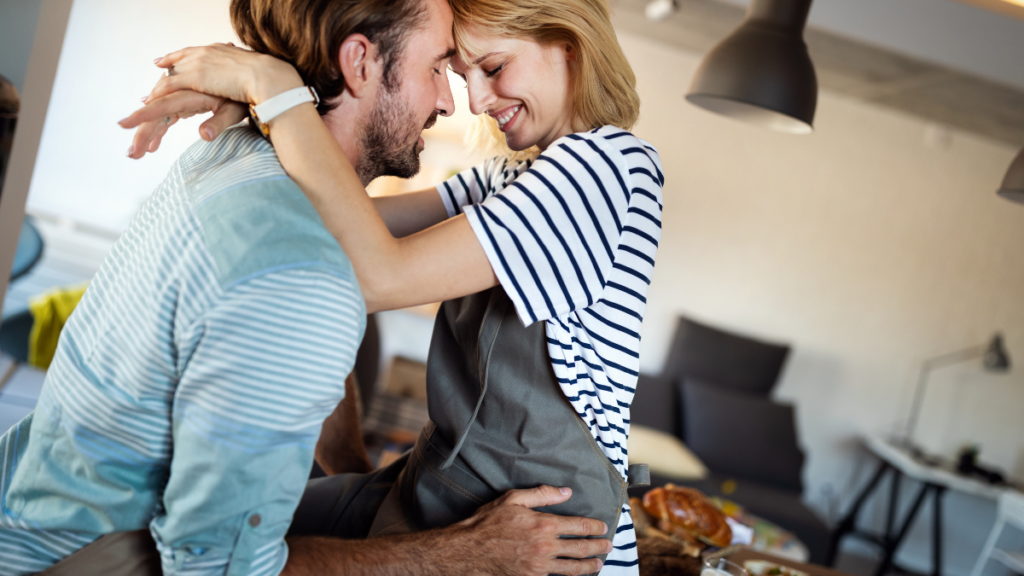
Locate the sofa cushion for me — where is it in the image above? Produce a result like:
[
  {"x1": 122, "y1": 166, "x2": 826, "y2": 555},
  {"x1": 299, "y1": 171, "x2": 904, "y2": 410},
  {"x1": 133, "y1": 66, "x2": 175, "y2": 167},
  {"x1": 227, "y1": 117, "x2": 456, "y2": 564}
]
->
[
  {"x1": 662, "y1": 317, "x2": 790, "y2": 397},
  {"x1": 680, "y1": 379, "x2": 804, "y2": 492}
]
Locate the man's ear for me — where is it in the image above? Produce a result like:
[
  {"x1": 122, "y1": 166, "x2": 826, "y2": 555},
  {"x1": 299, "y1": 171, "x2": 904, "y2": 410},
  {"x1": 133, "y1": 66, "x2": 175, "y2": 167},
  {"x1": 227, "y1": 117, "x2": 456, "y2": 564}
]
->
[{"x1": 338, "y1": 34, "x2": 382, "y2": 98}]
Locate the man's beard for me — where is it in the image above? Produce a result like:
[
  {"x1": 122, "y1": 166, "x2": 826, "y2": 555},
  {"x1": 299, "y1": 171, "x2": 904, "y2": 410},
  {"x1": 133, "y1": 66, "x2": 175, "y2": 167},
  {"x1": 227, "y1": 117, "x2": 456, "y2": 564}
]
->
[{"x1": 357, "y1": 83, "x2": 438, "y2": 184}]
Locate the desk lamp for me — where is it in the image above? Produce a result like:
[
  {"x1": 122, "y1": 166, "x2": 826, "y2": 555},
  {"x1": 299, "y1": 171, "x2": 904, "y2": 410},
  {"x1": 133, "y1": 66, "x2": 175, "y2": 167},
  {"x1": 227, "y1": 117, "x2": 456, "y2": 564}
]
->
[
  {"x1": 901, "y1": 334, "x2": 1011, "y2": 453},
  {"x1": 998, "y1": 146, "x2": 1024, "y2": 204}
]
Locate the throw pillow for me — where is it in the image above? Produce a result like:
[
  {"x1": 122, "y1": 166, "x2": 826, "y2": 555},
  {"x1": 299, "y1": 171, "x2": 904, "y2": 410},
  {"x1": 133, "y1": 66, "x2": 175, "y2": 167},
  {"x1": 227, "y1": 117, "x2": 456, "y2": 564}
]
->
[
  {"x1": 628, "y1": 424, "x2": 708, "y2": 480},
  {"x1": 680, "y1": 379, "x2": 805, "y2": 492}
]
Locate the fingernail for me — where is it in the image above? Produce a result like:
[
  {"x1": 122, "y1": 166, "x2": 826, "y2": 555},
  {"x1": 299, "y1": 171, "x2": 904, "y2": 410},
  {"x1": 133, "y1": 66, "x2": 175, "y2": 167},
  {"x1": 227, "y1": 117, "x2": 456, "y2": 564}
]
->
[
  {"x1": 117, "y1": 118, "x2": 128, "y2": 126},
  {"x1": 559, "y1": 487, "x2": 570, "y2": 495},
  {"x1": 597, "y1": 560, "x2": 604, "y2": 570},
  {"x1": 141, "y1": 95, "x2": 148, "y2": 103},
  {"x1": 202, "y1": 127, "x2": 215, "y2": 140},
  {"x1": 153, "y1": 57, "x2": 162, "y2": 64},
  {"x1": 126, "y1": 145, "x2": 134, "y2": 157},
  {"x1": 602, "y1": 522, "x2": 609, "y2": 534}
]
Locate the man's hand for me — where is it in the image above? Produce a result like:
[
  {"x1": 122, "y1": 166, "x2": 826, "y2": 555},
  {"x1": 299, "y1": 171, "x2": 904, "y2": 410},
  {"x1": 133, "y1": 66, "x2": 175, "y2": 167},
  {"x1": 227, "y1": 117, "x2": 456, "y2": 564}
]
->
[
  {"x1": 446, "y1": 485, "x2": 612, "y2": 576},
  {"x1": 282, "y1": 486, "x2": 611, "y2": 576}
]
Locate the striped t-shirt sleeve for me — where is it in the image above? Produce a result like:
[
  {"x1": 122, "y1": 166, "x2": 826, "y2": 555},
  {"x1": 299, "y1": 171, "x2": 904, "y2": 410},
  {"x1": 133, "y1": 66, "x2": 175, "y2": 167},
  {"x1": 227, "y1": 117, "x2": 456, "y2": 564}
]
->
[
  {"x1": 152, "y1": 269, "x2": 362, "y2": 576},
  {"x1": 455, "y1": 138, "x2": 632, "y2": 326}
]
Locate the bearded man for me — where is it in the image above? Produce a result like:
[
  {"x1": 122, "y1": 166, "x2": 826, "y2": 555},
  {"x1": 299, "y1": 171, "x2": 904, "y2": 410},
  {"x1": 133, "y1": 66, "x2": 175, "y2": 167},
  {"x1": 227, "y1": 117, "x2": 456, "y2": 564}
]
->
[{"x1": 0, "y1": 0, "x2": 609, "y2": 575}]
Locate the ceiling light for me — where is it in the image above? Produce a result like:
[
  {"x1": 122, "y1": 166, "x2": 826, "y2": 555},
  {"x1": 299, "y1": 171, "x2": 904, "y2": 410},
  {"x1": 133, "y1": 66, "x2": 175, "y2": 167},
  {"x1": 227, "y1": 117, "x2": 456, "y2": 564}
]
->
[
  {"x1": 997, "y1": 145, "x2": 1024, "y2": 204},
  {"x1": 645, "y1": 0, "x2": 678, "y2": 21},
  {"x1": 686, "y1": 0, "x2": 817, "y2": 134}
]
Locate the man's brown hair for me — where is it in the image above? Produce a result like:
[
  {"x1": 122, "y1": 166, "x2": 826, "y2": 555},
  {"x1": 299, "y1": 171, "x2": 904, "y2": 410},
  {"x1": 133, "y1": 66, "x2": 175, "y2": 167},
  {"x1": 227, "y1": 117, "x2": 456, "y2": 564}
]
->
[{"x1": 230, "y1": 0, "x2": 426, "y2": 113}]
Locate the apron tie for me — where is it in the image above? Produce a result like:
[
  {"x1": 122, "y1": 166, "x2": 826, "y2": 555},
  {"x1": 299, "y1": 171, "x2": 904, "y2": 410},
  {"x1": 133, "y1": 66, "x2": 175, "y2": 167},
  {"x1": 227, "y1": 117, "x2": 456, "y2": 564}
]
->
[{"x1": 440, "y1": 294, "x2": 509, "y2": 470}]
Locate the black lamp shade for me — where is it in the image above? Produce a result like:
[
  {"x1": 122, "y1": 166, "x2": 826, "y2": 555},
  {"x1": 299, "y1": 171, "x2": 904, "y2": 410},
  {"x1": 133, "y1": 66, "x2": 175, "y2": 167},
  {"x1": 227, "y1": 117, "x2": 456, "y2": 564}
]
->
[
  {"x1": 997, "y1": 146, "x2": 1024, "y2": 205},
  {"x1": 686, "y1": 0, "x2": 817, "y2": 134},
  {"x1": 984, "y1": 334, "x2": 1011, "y2": 372}
]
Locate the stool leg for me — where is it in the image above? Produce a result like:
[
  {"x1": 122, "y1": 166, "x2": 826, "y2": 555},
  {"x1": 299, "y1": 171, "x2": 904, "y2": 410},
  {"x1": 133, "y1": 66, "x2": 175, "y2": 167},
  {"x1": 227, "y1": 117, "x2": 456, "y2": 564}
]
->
[{"x1": 970, "y1": 515, "x2": 1004, "y2": 576}]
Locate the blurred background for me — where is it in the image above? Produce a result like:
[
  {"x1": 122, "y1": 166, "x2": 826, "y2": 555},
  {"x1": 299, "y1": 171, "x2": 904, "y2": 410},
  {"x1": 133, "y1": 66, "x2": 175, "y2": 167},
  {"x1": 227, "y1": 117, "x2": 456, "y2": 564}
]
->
[{"x1": 1, "y1": 0, "x2": 1023, "y2": 574}]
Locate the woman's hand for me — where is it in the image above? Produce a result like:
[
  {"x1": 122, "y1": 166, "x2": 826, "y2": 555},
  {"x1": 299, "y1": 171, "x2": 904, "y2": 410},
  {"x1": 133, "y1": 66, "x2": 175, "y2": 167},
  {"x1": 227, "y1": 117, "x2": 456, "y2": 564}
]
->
[
  {"x1": 120, "y1": 90, "x2": 247, "y2": 159},
  {"x1": 146, "y1": 43, "x2": 304, "y2": 105}
]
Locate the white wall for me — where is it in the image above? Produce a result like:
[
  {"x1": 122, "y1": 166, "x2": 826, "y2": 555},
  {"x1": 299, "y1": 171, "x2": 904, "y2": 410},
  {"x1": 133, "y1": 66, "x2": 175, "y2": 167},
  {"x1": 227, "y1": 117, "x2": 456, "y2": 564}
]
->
[
  {"x1": 618, "y1": 30, "x2": 1023, "y2": 572},
  {"x1": 24, "y1": 0, "x2": 238, "y2": 233}
]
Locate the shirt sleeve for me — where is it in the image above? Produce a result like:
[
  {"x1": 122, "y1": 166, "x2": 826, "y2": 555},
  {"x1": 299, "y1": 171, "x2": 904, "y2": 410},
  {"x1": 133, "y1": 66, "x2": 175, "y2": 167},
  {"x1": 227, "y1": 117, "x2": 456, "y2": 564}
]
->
[
  {"x1": 436, "y1": 156, "x2": 507, "y2": 218},
  {"x1": 463, "y1": 134, "x2": 633, "y2": 326},
  {"x1": 150, "y1": 269, "x2": 364, "y2": 576}
]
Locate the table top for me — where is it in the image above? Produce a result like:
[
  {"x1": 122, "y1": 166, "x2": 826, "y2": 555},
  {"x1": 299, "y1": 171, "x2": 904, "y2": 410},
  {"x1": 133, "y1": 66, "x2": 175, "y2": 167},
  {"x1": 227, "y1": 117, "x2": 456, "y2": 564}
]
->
[
  {"x1": 715, "y1": 548, "x2": 856, "y2": 576},
  {"x1": 865, "y1": 434, "x2": 1011, "y2": 500}
]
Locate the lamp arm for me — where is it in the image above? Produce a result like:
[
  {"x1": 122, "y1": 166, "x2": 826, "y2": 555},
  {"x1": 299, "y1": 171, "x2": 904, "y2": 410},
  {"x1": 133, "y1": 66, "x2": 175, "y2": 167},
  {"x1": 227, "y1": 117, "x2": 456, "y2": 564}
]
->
[{"x1": 901, "y1": 345, "x2": 986, "y2": 448}]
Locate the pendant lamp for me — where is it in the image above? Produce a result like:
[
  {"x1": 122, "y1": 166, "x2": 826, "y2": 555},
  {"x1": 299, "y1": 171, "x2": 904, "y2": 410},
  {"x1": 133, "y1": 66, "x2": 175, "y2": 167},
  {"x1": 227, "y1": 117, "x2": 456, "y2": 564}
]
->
[
  {"x1": 997, "y1": 146, "x2": 1024, "y2": 204},
  {"x1": 686, "y1": 0, "x2": 817, "y2": 134}
]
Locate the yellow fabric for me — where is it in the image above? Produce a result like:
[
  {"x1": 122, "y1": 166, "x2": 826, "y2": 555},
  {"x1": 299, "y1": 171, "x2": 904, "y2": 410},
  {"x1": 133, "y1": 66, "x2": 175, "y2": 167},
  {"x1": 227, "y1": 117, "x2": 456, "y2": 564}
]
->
[{"x1": 28, "y1": 283, "x2": 88, "y2": 370}]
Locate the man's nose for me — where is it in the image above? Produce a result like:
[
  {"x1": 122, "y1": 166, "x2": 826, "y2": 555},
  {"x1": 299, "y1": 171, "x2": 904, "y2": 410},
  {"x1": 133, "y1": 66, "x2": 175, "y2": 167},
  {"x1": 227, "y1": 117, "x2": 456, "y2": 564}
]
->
[{"x1": 436, "y1": 72, "x2": 455, "y2": 118}]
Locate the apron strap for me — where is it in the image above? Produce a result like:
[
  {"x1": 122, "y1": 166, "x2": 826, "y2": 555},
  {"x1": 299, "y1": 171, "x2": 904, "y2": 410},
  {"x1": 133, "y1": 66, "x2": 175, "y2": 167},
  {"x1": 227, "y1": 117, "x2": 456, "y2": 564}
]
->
[
  {"x1": 441, "y1": 293, "x2": 510, "y2": 470},
  {"x1": 627, "y1": 464, "x2": 650, "y2": 487}
]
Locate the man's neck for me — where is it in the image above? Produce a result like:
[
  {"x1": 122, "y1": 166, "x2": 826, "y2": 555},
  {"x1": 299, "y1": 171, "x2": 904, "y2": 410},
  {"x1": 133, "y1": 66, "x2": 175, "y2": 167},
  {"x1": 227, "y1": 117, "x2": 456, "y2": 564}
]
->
[{"x1": 321, "y1": 109, "x2": 370, "y2": 187}]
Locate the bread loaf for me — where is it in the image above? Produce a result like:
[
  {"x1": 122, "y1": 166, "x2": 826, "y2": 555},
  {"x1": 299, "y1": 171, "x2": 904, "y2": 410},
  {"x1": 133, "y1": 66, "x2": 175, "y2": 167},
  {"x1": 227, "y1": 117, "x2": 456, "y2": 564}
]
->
[{"x1": 641, "y1": 484, "x2": 732, "y2": 548}]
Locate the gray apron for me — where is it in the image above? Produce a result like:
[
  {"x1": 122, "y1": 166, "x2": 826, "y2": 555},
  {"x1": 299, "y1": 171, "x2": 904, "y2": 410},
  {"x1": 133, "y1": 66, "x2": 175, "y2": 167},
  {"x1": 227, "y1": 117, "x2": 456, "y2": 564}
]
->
[{"x1": 369, "y1": 286, "x2": 648, "y2": 569}]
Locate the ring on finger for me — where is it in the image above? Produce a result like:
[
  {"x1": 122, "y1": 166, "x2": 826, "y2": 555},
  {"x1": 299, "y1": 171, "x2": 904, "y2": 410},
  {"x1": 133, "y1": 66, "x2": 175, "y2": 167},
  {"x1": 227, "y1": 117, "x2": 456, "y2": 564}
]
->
[
  {"x1": 166, "y1": 65, "x2": 176, "y2": 77},
  {"x1": 164, "y1": 116, "x2": 172, "y2": 126}
]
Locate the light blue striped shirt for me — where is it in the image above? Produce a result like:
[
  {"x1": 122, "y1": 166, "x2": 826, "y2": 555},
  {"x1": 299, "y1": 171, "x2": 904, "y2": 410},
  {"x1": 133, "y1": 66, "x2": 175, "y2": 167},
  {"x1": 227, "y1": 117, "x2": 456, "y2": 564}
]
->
[{"x1": 0, "y1": 126, "x2": 365, "y2": 576}]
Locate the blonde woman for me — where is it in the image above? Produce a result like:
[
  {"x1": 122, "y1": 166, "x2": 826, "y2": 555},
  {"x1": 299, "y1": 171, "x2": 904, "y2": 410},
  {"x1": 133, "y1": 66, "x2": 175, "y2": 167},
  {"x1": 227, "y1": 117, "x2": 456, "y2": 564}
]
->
[{"x1": 125, "y1": 0, "x2": 663, "y2": 572}]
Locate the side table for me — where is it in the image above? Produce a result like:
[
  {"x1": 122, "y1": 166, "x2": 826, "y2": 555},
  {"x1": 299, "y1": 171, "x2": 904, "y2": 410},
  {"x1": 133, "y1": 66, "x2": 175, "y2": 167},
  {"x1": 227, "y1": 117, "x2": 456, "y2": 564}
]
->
[{"x1": 826, "y1": 434, "x2": 1011, "y2": 576}]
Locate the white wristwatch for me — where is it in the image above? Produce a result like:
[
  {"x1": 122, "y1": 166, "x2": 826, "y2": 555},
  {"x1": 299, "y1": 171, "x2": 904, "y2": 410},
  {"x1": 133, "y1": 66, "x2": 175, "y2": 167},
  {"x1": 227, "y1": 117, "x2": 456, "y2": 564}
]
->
[{"x1": 249, "y1": 85, "x2": 320, "y2": 137}]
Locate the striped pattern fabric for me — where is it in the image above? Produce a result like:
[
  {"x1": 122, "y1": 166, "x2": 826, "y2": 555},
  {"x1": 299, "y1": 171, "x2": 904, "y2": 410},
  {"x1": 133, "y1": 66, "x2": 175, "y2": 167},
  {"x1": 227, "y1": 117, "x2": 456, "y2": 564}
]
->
[
  {"x1": 0, "y1": 126, "x2": 365, "y2": 576},
  {"x1": 438, "y1": 125, "x2": 664, "y2": 574}
]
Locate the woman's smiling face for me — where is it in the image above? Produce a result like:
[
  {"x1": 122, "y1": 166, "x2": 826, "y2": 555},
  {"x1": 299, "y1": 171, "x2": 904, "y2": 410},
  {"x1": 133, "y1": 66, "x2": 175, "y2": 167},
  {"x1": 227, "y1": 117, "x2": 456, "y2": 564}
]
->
[{"x1": 449, "y1": 28, "x2": 577, "y2": 152}]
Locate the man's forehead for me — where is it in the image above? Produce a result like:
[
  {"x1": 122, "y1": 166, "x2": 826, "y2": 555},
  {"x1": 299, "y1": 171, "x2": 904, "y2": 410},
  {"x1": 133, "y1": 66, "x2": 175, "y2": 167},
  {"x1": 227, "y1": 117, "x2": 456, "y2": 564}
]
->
[{"x1": 410, "y1": 0, "x2": 456, "y2": 58}]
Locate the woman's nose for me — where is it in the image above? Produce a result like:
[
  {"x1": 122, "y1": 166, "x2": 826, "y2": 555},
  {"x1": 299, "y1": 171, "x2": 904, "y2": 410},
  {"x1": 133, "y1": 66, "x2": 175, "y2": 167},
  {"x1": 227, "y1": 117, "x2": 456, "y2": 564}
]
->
[{"x1": 466, "y1": 77, "x2": 495, "y2": 116}]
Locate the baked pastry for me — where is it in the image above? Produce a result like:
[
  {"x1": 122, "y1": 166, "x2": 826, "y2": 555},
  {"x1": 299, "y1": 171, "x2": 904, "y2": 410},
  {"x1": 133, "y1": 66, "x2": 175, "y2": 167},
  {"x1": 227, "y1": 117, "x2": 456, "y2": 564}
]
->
[{"x1": 641, "y1": 483, "x2": 732, "y2": 548}]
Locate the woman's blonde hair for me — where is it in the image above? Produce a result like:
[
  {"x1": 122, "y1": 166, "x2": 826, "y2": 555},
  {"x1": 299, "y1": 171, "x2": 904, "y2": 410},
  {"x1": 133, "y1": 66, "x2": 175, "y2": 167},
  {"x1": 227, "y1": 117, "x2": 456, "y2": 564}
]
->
[{"x1": 449, "y1": 0, "x2": 640, "y2": 160}]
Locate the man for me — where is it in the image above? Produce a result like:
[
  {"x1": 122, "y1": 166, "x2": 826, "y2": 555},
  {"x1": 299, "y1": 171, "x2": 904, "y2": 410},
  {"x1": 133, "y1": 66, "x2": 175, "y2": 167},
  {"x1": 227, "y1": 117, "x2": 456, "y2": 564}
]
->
[{"x1": 0, "y1": 0, "x2": 610, "y2": 575}]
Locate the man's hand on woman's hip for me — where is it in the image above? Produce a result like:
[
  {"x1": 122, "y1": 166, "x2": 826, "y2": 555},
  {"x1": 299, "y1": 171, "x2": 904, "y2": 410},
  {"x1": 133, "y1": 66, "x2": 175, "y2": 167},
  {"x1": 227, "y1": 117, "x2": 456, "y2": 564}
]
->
[{"x1": 282, "y1": 485, "x2": 611, "y2": 576}]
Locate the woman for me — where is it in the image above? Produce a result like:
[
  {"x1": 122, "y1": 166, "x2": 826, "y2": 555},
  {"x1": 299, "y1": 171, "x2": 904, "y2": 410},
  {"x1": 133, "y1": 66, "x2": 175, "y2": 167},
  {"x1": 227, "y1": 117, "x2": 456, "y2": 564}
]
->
[{"x1": 124, "y1": 0, "x2": 663, "y2": 572}]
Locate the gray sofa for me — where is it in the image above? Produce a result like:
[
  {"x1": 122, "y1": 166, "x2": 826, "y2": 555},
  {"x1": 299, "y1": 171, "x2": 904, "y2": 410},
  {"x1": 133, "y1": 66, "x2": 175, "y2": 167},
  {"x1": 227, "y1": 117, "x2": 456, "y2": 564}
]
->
[{"x1": 627, "y1": 317, "x2": 832, "y2": 563}]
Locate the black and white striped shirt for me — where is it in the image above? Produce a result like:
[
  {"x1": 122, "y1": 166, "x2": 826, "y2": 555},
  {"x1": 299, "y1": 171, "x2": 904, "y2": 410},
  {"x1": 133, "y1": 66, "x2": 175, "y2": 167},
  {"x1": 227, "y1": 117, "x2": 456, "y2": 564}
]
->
[{"x1": 438, "y1": 125, "x2": 663, "y2": 574}]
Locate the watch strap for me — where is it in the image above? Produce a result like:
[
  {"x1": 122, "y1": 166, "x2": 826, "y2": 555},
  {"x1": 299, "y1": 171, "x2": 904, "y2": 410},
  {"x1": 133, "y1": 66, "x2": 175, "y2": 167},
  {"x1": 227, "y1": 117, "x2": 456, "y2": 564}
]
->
[{"x1": 249, "y1": 86, "x2": 320, "y2": 137}]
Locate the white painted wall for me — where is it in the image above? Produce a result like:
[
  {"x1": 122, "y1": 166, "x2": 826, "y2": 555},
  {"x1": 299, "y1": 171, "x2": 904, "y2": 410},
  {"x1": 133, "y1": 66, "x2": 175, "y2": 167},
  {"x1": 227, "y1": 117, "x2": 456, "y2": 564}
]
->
[
  {"x1": 618, "y1": 30, "x2": 1023, "y2": 573},
  {"x1": 24, "y1": 0, "x2": 238, "y2": 233}
]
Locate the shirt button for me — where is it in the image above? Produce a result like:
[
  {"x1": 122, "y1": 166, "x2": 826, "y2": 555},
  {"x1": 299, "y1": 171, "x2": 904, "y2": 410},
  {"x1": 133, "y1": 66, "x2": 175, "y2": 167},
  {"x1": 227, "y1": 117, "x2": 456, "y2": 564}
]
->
[{"x1": 249, "y1": 514, "x2": 262, "y2": 528}]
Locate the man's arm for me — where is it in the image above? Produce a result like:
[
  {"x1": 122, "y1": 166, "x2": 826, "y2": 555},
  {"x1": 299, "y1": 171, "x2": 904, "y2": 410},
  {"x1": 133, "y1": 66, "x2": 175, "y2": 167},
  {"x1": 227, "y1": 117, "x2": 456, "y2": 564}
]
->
[
  {"x1": 152, "y1": 270, "x2": 365, "y2": 575},
  {"x1": 315, "y1": 373, "x2": 373, "y2": 475},
  {"x1": 282, "y1": 486, "x2": 612, "y2": 576}
]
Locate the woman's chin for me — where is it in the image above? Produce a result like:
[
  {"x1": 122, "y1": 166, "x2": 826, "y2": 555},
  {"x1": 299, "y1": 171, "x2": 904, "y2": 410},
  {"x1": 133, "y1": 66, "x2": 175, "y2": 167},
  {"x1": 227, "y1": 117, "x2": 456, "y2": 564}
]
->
[{"x1": 503, "y1": 133, "x2": 534, "y2": 153}]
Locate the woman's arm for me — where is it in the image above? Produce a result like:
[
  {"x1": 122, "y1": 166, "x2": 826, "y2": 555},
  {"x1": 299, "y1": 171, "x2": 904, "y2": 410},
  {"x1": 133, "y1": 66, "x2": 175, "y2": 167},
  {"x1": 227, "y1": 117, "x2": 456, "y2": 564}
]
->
[
  {"x1": 268, "y1": 104, "x2": 496, "y2": 313},
  {"x1": 372, "y1": 189, "x2": 450, "y2": 238},
  {"x1": 120, "y1": 46, "x2": 464, "y2": 296}
]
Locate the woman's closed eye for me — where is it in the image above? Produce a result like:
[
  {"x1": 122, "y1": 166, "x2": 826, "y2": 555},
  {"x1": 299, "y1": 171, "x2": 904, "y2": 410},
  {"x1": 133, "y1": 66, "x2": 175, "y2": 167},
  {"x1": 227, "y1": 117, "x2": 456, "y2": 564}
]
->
[{"x1": 484, "y1": 63, "x2": 505, "y2": 78}]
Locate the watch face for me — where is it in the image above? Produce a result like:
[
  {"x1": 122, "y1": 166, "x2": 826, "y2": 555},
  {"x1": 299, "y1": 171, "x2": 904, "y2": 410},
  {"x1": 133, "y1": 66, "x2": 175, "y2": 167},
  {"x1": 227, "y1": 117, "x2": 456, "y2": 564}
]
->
[{"x1": 248, "y1": 104, "x2": 270, "y2": 138}]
